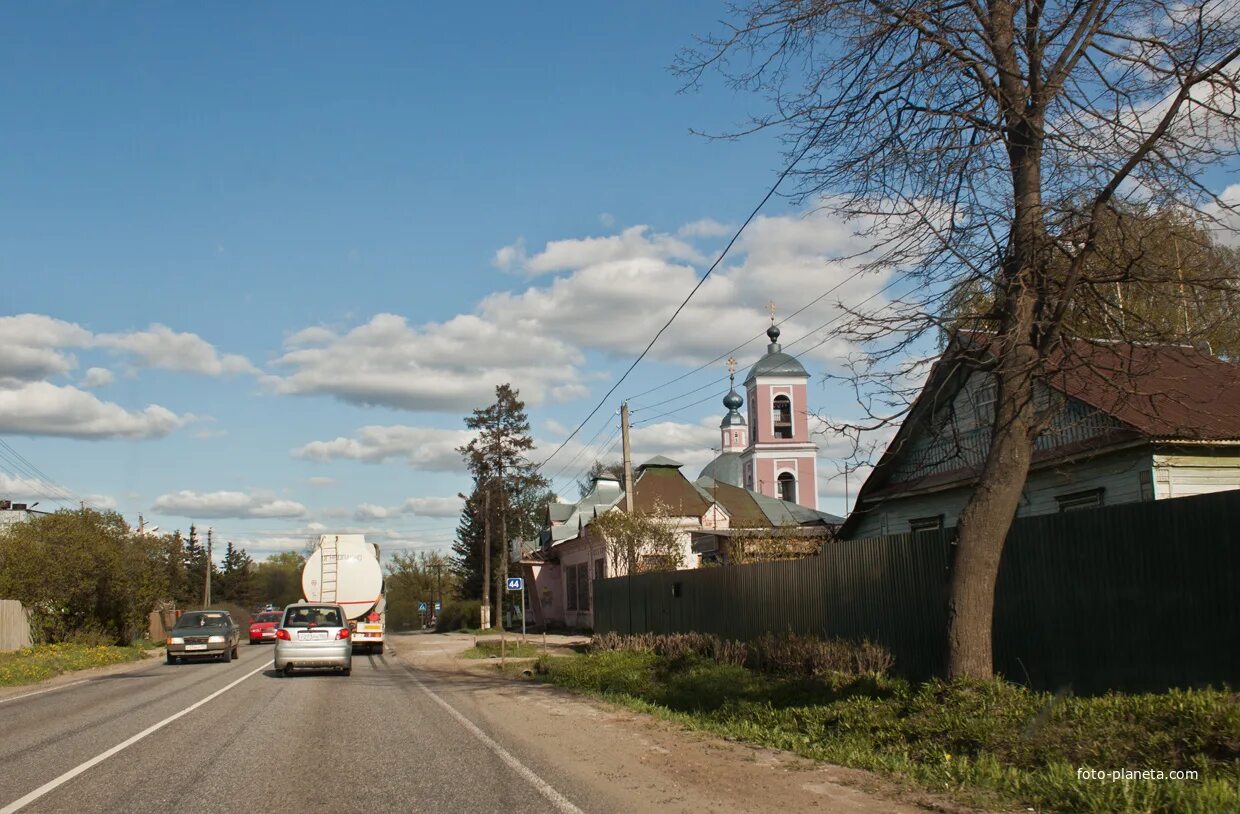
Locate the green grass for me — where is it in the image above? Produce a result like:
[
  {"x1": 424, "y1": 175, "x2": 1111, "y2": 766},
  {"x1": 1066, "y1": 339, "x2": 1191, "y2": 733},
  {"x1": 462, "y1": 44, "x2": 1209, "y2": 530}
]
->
[
  {"x1": 0, "y1": 643, "x2": 150, "y2": 687},
  {"x1": 462, "y1": 639, "x2": 542, "y2": 659},
  {"x1": 534, "y1": 650, "x2": 1240, "y2": 814}
]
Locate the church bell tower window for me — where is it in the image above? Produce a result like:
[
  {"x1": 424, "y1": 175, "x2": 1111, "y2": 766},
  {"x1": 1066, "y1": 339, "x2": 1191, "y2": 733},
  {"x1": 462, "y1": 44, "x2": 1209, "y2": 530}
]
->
[
  {"x1": 773, "y1": 395, "x2": 793, "y2": 439},
  {"x1": 777, "y1": 472, "x2": 796, "y2": 503}
]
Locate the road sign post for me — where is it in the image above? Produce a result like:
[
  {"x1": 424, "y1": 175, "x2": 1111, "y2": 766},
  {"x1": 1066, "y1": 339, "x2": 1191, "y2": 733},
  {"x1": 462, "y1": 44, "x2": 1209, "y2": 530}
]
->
[{"x1": 505, "y1": 576, "x2": 526, "y2": 645}]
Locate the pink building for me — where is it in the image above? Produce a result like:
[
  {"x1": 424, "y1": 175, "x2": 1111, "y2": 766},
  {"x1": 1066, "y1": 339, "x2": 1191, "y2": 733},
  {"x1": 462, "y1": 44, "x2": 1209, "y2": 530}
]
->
[{"x1": 739, "y1": 322, "x2": 818, "y2": 510}]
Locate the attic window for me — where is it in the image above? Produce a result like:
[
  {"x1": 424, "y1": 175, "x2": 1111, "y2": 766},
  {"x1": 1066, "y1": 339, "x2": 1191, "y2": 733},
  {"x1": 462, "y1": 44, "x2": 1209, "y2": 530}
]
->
[
  {"x1": 1056, "y1": 488, "x2": 1104, "y2": 512},
  {"x1": 973, "y1": 380, "x2": 997, "y2": 421},
  {"x1": 909, "y1": 515, "x2": 944, "y2": 534},
  {"x1": 773, "y1": 395, "x2": 793, "y2": 439}
]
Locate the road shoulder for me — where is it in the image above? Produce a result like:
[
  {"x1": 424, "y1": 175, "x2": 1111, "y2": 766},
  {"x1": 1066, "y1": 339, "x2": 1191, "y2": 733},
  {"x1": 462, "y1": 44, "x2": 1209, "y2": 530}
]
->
[
  {"x1": 390, "y1": 632, "x2": 986, "y2": 814},
  {"x1": 0, "y1": 647, "x2": 164, "y2": 703}
]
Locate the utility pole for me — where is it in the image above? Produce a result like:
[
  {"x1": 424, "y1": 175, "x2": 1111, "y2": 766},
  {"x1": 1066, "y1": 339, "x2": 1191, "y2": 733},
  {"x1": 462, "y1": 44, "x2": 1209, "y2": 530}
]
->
[
  {"x1": 499, "y1": 455, "x2": 508, "y2": 623},
  {"x1": 204, "y1": 527, "x2": 213, "y2": 608},
  {"x1": 621, "y1": 402, "x2": 635, "y2": 513},
  {"x1": 481, "y1": 486, "x2": 492, "y2": 629}
]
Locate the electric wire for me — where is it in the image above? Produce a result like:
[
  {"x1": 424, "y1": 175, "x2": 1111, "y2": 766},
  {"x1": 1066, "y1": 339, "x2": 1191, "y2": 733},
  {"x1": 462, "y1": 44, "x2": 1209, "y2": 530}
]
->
[{"x1": 533, "y1": 120, "x2": 831, "y2": 472}]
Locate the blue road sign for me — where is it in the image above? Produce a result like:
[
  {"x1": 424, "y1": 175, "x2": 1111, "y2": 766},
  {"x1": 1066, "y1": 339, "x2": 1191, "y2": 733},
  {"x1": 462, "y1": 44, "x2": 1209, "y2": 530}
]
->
[
  {"x1": 506, "y1": 577, "x2": 524, "y2": 591},
  {"x1": 418, "y1": 602, "x2": 428, "y2": 612}
]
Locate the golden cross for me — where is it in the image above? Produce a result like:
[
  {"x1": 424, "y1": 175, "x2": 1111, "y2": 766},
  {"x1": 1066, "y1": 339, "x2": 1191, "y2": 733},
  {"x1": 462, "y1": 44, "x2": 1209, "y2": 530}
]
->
[
  {"x1": 766, "y1": 300, "x2": 777, "y2": 322},
  {"x1": 727, "y1": 356, "x2": 737, "y2": 376}
]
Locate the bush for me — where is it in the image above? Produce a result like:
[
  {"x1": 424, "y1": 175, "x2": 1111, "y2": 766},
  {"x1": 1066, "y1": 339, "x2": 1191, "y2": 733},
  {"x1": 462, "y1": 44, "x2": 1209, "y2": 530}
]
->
[
  {"x1": 436, "y1": 600, "x2": 482, "y2": 632},
  {"x1": 590, "y1": 631, "x2": 893, "y2": 678}
]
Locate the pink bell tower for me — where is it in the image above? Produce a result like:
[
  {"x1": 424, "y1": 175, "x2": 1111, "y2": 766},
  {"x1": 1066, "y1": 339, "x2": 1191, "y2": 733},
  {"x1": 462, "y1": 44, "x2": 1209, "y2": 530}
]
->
[{"x1": 740, "y1": 309, "x2": 819, "y2": 510}]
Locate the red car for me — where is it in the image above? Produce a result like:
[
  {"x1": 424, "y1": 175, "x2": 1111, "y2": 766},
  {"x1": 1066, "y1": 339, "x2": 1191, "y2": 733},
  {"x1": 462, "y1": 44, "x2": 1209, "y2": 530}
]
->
[{"x1": 248, "y1": 611, "x2": 283, "y2": 644}]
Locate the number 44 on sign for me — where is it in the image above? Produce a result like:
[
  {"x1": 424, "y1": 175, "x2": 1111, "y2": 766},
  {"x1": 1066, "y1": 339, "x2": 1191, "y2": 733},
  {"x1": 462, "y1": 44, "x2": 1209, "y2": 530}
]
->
[{"x1": 506, "y1": 577, "x2": 523, "y2": 591}]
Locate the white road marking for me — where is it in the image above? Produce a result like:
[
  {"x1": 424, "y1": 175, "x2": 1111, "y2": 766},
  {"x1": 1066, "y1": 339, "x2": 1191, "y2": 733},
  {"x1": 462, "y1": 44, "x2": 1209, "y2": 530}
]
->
[
  {"x1": 397, "y1": 661, "x2": 584, "y2": 814},
  {"x1": 0, "y1": 680, "x2": 88, "y2": 706},
  {"x1": 0, "y1": 661, "x2": 269, "y2": 814}
]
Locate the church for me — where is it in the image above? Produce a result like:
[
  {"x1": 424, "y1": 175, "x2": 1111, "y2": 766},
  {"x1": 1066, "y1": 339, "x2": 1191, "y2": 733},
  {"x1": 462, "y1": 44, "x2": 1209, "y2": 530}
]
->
[
  {"x1": 699, "y1": 320, "x2": 820, "y2": 510},
  {"x1": 520, "y1": 318, "x2": 841, "y2": 630}
]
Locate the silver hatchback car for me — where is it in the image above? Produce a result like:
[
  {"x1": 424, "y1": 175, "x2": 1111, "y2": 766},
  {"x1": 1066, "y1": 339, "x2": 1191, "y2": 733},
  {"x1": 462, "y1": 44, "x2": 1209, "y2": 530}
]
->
[{"x1": 273, "y1": 603, "x2": 352, "y2": 676}]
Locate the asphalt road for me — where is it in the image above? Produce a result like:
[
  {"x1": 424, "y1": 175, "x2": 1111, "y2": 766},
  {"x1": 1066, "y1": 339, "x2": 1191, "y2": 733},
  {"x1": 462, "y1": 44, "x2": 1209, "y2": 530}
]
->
[{"x1": 0, "y1": 642, "x2": 601, "y2": 814}]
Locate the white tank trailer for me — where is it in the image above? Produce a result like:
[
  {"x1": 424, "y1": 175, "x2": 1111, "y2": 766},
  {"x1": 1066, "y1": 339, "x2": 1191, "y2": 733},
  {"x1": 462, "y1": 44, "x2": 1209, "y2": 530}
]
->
[{"x1": 302, "y1": 534, "x2": 386, "y2": 654}]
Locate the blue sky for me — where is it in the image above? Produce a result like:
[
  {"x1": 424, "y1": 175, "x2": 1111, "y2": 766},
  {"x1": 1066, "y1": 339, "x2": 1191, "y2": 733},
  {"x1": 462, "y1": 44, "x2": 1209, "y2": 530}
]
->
[{"x1": 3, "y1": 3, "x2": 1236, "y2": 559}]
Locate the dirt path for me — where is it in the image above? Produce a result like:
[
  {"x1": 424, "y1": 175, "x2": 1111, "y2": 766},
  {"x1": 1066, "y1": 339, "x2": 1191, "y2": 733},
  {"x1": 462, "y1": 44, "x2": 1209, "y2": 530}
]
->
[{"x1": 390, "y1": 631, "x2": 986, "y2": 814}]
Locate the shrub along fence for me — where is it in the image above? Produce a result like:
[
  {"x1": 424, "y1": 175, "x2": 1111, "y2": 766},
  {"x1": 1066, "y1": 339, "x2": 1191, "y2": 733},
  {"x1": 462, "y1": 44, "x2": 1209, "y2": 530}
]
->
[{"x1": 593, "y1": 489, "x2": 1240, "y2": 694}]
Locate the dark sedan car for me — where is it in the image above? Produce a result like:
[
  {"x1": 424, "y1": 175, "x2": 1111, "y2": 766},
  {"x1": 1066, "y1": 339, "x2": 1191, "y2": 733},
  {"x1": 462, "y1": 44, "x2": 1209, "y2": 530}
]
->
[{"x1": 165, "y1": 610, "x2": 241, "y2": 664}]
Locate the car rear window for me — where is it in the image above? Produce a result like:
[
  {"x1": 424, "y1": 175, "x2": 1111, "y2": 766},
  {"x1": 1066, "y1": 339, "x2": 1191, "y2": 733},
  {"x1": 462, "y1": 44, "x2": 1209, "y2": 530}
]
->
[
  {"x1": 283, "y1": 606, "x2": 343, "y2": 628},
  {"x1": 255, "y1": 613, "x2": 281, "y2": 623}
]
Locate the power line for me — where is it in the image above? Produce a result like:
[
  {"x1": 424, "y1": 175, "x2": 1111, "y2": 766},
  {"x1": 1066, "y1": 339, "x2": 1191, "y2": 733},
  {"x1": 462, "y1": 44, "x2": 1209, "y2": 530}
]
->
[
  {"x1": 0, "y1": 439, "x2": 82, "y2": 508},
  {"x1": 624, "y1": 256, "x2": 885, "y2": 407},
  {"x1": 534, "y1": 121, "x2": 830, "y2": 473},
  {"x1": 627, "y1": 276, "x2": 905, "y2": 422}
]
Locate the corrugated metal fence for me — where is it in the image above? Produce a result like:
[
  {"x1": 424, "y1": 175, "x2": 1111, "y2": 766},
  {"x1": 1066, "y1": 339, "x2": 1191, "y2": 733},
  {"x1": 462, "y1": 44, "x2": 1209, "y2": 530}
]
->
[
  {"x1": 0, "y1": 599, "x2": 33, "y2": 652},
  {"x1": 594, "y1": 489, "x2": 1240, "y2": 693}
]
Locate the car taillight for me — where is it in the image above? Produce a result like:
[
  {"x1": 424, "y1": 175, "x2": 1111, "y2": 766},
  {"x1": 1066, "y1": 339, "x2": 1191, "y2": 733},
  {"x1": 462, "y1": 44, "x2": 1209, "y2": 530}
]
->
[
  {"x1": 336, "y1": 628, "x2": 350, "y2": 639},
  {"x1": 276, "y1": 629, "x2": 290, "y2": 640}
]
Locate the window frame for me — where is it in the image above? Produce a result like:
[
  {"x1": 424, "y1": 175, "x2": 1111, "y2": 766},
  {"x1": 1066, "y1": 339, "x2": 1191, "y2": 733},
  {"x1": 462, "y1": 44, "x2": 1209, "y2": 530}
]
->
[
  {"x1": 1055, "y1": 488, "x2": 1105, "y2": 512},
  {"x1": 776, "y1": 471, "x2": 796, "y2": 503},
  {"x1": 909, "y1": 515, "x2": 945, "y2": 534},
  {"x1": 772, "y1": 394, "x2": 793, "y2": 439}
]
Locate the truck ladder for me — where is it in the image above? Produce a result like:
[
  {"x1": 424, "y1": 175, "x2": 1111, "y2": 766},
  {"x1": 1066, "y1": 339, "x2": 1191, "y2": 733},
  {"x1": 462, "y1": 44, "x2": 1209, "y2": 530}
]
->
[{"x1": 319, "y1": 536, "x2": 339, "y2": 603}]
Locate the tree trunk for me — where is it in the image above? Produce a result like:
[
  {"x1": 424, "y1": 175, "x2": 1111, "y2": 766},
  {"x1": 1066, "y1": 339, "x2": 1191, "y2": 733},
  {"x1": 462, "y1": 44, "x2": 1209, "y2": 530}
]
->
[{"x1": 946, "y1": 340, "x2": 1038, "y2": 678}]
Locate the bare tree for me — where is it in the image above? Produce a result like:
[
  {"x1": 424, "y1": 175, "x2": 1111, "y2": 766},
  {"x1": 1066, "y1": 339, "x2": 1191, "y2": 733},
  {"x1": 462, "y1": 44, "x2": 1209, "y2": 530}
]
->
[
  {"x1": 591, "y1": 503, "x2": 685, "y2": 576},
  {"x1": 680, "y1": 1, "x2": 1240, "y2": 678}
]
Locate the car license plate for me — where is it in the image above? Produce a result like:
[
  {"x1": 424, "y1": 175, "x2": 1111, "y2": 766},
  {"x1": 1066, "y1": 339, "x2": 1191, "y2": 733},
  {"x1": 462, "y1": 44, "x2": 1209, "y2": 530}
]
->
[
  {"x1": 299, "y1": 631, "x2": 328, "y2": 640},
  {"x1": 185, "y1": 644, "x2": 207, "y2": 651}
]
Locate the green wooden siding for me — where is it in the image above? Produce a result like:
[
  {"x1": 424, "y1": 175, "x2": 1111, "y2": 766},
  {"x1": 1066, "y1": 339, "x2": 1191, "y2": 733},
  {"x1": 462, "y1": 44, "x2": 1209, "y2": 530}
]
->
[{"x1": 594, "y1": 489, "x2": 1240, "y2": 694}]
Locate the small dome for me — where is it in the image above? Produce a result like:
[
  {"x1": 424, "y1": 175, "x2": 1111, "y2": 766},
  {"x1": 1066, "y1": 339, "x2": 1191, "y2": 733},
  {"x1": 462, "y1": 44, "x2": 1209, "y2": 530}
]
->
[
  {"x1": 723, "y1": 389, "x2": 743, "y2": 410},
  {"x1": 767, "y1": 323, "x2": 781, "y2": 343}
]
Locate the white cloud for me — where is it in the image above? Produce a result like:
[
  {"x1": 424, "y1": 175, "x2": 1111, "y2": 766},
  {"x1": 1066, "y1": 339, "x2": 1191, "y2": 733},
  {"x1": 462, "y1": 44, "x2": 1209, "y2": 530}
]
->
[
  {"x1": 352, "y1": 496, "x2": 463, "y2": 522},
  {"x1": 0, "y1": 315, "x2": 91, "y2": 381},
  {"x1": 268, "y1": 210, "x2": 888, "y2": 414},
  {"x1": 0, "y1": 381, "x2": 191, "y2": 439},
  {"x1": 266, "y1": 313, "x2": 587, "y2": 411},
  {"x1": 95, "y1": 324, "x2": 257, "y2": 376},
  {"x1": 80, "y1": 367, "x2": 115, "y2": 389},
  {"x1": 518, "y1": 225, "x2": 702, "y2": 276},
  {"x1": 399, "y1": 496, "x2": 465, "y2": 518},
  {"x1": 1206, "y1": 183, "x2": 1240, "y2": 247},
  {"x1": 493, "y1": 237, "x2": 527, "y2": 270},
  {"x1": 354, "y1": 502, "x2": 392, "y2": 521},
  {"x1": 677, "y1": 218, "x2": 731, "y2": 238},
  {"x1": 478, "y1": 209, "x2": 887, "y2": 370},
  {"x1": 292, "y1": 424, "x2": 475, "y2": 470},
  {"x1": 151, "y1": 490, "x2": 307, "y2": 519}
]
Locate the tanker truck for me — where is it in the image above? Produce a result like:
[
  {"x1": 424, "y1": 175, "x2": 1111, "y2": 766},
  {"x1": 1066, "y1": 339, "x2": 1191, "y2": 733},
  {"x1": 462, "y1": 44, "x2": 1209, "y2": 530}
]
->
[{"x1": 302, "y1": 534, "x2": 386, "y2": 654}]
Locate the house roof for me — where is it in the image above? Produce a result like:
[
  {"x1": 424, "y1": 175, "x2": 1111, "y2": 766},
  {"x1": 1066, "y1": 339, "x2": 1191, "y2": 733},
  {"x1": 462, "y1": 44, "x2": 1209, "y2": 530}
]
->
[
  {"x1": 1045, "y1": 341, "x2": 1240, "y2": 440},
  {"x1": 838, "y1": 333, "x2": 1240, "y2": 538},
  {"x1": 632, "y1": 464, "x2": 712, "y2": 516},
  {"x1": 638, "y1": 455, "x2": 683, "y2": 469},
  {"x1": 694, "y1": 476, "x2": 843, "y2": 526}
]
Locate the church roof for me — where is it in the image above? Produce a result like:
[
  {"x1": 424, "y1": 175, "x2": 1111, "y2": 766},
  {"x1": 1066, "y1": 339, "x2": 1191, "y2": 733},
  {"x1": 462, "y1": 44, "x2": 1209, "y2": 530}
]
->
[
  {"x1": 697, "y1": 451, "x2": 743, "y2": 487},
  {"x1": 638, "y1": 455, "x2": 683, "y2": 469},
  {"x1": 693, "y1": 476, "x2": 843, "y2": 527},
  {"x1": 744, "y1": 324, "x2": 807, "y2": 384}
]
